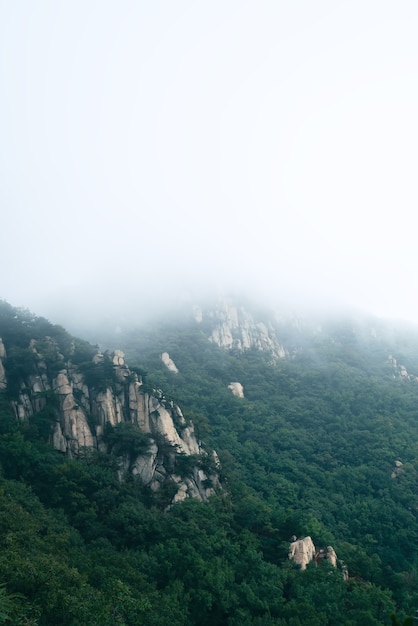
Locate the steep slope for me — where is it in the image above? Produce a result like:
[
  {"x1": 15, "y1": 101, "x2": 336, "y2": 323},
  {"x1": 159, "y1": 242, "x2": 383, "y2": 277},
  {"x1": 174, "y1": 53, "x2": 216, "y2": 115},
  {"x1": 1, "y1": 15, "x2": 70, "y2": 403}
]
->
[
  {"x1": 94, "y1": 297, "x2": 418, "y2": 618},
  {"x1": 0, "y1": 301, "x2": 219, "y2": 505},
  {"x1": 3, "y1": 297, "x2": 418, "y2": 624}
]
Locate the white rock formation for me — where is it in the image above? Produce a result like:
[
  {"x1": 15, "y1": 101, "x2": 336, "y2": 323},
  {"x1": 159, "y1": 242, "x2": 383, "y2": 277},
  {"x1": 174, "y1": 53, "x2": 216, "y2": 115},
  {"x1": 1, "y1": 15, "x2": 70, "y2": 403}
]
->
[
  {"x1": 128, "y1": 382, "x2": 151, "y2": 432},
  {"x1": 52, "y1": 369, "x2": 95, "y2": 453},
  {"x1": 199, "y1": 300, "x2": 286, "y2": 359},
  {"x1": 228, "y1": 382, "x2": 244, "y2": 398},
  {"x1": 289, "y1": 536, "x2": 316, "y2": 570},
  {"x1": 112, "y1": 350, "x2": 125, "y2": 366},
  {"x1": 131, "y1": 441, "x2": 159, "y2": 484},
  {"x1": 149, "y1": 400, "x2": 200, "y2": 456},
  {"x1": 95, "y1": 388, "x2": 124, "y2": 427},
  {"x1": 7, "y1": 345, "x2": 218, "y2": 504},
  {"x1": 53, "y1": 371, "x2": 72, "y2": 395},
  {"x1": 161, "y1": 352, "x2": 179, "y2": 373},
  {"x1": 289, "y1": 537, "x2": 344, "y2": 577},
  {"x1": 388, "y1": 355, "x2": 418, "y2": 381},
  {"x1": 13, "y1": 389, "x2": 34, "y2": 420},
  {"x1": 316, "y1": 546, "x2": 338, "y2": 568}
]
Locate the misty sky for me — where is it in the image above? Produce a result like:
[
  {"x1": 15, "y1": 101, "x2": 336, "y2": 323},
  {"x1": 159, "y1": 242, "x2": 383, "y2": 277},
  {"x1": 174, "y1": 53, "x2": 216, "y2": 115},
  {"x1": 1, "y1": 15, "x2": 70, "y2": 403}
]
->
[{"x1": 1, "y1": 1, "x2": 418, "y2": 325}]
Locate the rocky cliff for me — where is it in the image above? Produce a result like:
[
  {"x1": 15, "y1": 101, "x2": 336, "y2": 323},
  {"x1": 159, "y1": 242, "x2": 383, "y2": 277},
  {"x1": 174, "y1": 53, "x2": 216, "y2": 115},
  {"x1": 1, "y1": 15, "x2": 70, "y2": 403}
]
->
[
  {"x1": 191, "y1": 298, "x2": 418, "y2": 378},
  {"x1": 193, "y1": 300, "x2": 287, "y2": 359},
  {"x1": 0, "y1": 334, "x2": 219, "y2": 506}
]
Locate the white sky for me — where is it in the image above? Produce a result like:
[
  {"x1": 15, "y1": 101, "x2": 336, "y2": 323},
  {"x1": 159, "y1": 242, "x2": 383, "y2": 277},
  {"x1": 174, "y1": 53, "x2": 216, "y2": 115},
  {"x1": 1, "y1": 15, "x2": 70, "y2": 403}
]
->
[{"x1": 1, "y1": 1, "x2": 418, "y2": 325}]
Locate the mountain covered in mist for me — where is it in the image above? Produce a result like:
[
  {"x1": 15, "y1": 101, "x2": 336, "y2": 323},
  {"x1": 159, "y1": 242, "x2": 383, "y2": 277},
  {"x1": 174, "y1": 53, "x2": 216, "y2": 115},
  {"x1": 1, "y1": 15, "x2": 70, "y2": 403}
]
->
[{"x1": 2, "y1": 296, "x2": 418, "y2": 624}]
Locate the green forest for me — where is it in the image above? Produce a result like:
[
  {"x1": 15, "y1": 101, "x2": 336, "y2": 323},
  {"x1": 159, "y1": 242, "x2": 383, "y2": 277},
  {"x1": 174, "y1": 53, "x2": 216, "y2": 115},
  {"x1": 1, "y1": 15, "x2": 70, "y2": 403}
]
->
[{"x1": 1, "y1": 300, "x2": 418, "y2": 624}]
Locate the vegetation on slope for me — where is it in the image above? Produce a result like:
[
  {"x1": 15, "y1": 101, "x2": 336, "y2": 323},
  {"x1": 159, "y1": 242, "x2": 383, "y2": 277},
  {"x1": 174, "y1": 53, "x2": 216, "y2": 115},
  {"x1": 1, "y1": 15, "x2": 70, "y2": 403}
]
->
[{"x1": 1, "y1": 300, "x2": 418, "y2": 624}]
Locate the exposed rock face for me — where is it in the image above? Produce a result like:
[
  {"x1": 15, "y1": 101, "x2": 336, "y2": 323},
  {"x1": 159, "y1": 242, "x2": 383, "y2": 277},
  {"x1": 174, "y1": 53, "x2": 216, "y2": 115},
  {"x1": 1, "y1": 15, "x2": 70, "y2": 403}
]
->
[
  {"x1": 388, "y1": 355, "x2": 418, "y2": 381},
  {"x1": 289, "y1": 536, "x2": 316, "y2": 570},
  {"x1": 2, "y1": 340, "x2": 219, "y2": 505},
  {"x1": 228, "y1": 382, "x2": 244, "y2": 398},
  {"x1": 161, "y1": 352, "x2": 179, "y2": 373},
  {"x1": 289, "y1": 536, "x2": 346, "y2": 577},
  {"x1": 112, "y1": 350, "x2": 125, "y2": 366},
  {"x1": 197, "y1": 300, "x2": 286, "y2": 359},
  {"x1": 316, "y1": 546, "x2": 337, "y2": 568}
]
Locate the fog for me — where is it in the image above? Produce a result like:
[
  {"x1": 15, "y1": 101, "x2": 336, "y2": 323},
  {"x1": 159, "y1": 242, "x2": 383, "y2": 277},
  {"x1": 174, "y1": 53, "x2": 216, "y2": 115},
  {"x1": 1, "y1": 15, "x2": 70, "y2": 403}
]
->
[{"x1": 1, "y1": 1, "x2": 418, "y2": 329}]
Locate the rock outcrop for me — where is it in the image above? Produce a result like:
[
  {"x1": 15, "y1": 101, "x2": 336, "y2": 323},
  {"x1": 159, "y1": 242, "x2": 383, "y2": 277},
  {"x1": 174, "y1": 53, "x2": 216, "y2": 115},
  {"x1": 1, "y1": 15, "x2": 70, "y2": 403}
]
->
[
  {"x1": 2, "y1": 338, "x2": 219, "y2": 505},
  {"x1": 388, "y1": 355, "x2": 418, "y2": 381},
  {"x1": 289, "y1": 536, "x2": 346, "y2": 577},
  {"x1": 228, "y1": 382, "x2": 244, "y2": 398},
  {"x1": 316, "y1": 546, "x2": 337, "y2": 568},
  {"x1": 289, "y1": 536, "x2": 316, "y2": 570},
  {"x1": 196, "y1": 300, "x2": 286, "y2": 359},
  {"x1": 161, "y1": 352, "x2": 179, "y2": 373}
]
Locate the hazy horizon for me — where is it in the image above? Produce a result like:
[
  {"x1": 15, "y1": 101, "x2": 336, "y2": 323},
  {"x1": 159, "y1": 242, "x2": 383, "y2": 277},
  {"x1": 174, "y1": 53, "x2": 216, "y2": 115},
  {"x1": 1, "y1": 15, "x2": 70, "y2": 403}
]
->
[{"x1": 2, "y1": 2, "x2": 418, "y2": 327}]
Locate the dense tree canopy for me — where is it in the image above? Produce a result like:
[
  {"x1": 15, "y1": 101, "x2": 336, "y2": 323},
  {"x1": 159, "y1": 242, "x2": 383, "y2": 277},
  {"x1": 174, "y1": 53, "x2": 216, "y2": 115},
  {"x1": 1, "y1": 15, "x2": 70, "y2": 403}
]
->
[{"x1": 1, "y1": 300, "x2": 418, "y2": 624}]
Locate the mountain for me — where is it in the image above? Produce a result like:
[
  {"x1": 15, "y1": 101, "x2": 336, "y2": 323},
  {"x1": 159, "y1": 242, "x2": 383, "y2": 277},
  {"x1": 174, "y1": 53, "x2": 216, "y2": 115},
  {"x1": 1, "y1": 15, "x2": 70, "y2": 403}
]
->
[{"x1": 1, "y1": 296, "x2": 418, "y2": 624}]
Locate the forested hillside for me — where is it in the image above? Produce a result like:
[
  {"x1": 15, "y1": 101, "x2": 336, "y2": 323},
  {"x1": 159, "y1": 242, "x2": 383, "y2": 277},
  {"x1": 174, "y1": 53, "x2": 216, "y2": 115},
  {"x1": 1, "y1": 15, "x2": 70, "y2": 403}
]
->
[{"x1": 1, "y1": 299, "x2": 418, "y2": 624}]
